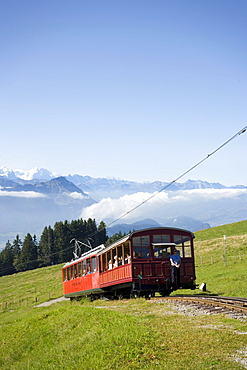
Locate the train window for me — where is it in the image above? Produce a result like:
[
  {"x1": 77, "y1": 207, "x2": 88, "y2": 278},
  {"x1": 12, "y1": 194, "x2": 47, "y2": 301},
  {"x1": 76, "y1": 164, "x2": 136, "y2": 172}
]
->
[
  {"x1": 82, "y1": 260, "x2": 87, "y2": 275},
  {"x1": 112, "y1": 249, "x2": 118, "y2": 268},
  {"x1": 174, "y1": 235, "x2": 182, "y2": 244},
  {"x1": 78, "y1": 262, "x2": 82, "y2": 277},
  {"x1": 107, "y1": 251, "x2": 112, "y2": 270},
  {"x1": 153, "y1": 234, "x2": 171, "y2": 243},
  {"x1": 182, "y1": 236, "x2": 191, "y2": 244},
  {"x1": 184, "y1": 246, "x2": 192, "y2": 257},
  {"x1": 133, "y1": 236, "x2": 150, "y2": 259},
  {"x1": 153, "y1": 246, "x2": 170, "y2": 258},
  {"x1": 102, "y1": 253, "x2": 107, "y2": 272},
  {"x1": 133, "y1": 246, "x2": 150, "y2": 259},
  {"x1": 87, "y1": 258, "x2": 91, "y2": 273},
  {"x1": 117, "y1": 245, "x2": 124, "y2": 265},
  {"x1": 174, "y1": 235, "x2": 183, "y2": 257},
  {"x1": 67, "y1": 267, "x2": 70, "y2": 280},
  {"x1": 124, "y1": 242, "x2": 130, "y2": 263},
  {"x1": 133, "y1": 236, "x2": 150, "y2": 246},
  {"x1": 74, "y1": 264, "x2": 78, "y2": 278},
  {"x1": 92, "y1": 256, "x2": 97, "y2": 272}
]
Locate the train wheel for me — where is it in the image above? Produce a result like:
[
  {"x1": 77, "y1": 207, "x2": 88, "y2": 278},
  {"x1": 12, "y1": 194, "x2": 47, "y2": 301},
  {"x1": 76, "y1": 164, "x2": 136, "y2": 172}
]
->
[
  {"x1": 160, "y1": 291, "x2": 171, "y2": 297},
  {"x1": 144, "y1": 292, "x2": 151, "y2": 300}
]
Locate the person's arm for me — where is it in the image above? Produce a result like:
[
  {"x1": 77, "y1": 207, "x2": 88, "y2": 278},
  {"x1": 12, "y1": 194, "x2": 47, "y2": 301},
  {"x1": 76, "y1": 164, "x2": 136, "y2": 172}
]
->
[{"x1": 170, "y1": 257, "x2": 175, "y2": 266}]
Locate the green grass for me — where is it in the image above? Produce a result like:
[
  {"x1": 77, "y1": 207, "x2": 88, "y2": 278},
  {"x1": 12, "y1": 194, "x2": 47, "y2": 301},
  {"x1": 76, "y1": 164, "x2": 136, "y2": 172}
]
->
[
  {"x1": 0, "y1": 299, "x2": 246, "y2": 369},
  {"x1": 193, "y1": 220, "x2": 247, "y2": 297},
  {"x1": 194, "y1": 220, "x2": 247, "y2": 241},
  {"x1": 0, "y1": 220, "x2": 246, "y2": 369},
  {"x1": 0, "y1": 264, "x2": 63, "y2": 309}
]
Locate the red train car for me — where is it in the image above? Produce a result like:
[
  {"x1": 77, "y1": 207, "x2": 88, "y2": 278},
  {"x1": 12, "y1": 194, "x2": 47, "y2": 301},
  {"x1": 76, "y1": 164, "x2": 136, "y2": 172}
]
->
[{"x1": 62, "y1": 227, "x2": 196, "y2": 299}]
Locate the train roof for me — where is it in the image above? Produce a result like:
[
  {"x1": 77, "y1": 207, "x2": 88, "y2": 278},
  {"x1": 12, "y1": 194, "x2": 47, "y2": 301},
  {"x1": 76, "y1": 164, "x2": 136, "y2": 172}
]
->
[
  {"x1": 62, "y1": 244, "x2": 105, "y2": 268},
  {"x1": 62, "y1": 227, "x2": 195, "y2": 267},
  {"x1": 97, "y1": 226, "x2": 195, "y2": 256}
]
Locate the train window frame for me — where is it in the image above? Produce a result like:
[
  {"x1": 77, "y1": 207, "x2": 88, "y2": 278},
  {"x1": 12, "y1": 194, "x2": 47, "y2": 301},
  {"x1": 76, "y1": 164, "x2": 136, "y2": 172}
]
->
[
  {"x1": 78, "y1": 262, "x2": 82, "y2": 277},
  {"x1": 184, "y1": 245, "x2": 192, "y2": 257},
  {"x1": 117, "y1": 245, "x2": 124, "y2": 266},
  {"x1": 132, "y1": 236, "x2": 151, "y2": 259},
  {"x1": 101, "y1": 253, "x2": 107, "y2": 272},
  {"x1": 133, "y1": 235, "x2": 150, "y2": 247},
  {"x1": 174, "y1": 234, "x2": 192, "y2": 258},
  {"x1": 152, "y1": 243, "x2": 174, "y2": 258},
  {"x1": 82, "y1": 260, "x2": 87, "y2": 275},
  {"x1": 74, "y1": 264, "x2": 78, "y2": 278},
  {"x1": 153, "y1": 234, "x2": 171, "y2": 243},
  {"x1": 87, "y1": 258, "x2": 91, "y2": 273},
  {"x1": 92, "y1": 256, "x2": 97, "y2": 272},
  {"x1": 124, "y1": 242, "x2": 131, "y2": 264}
]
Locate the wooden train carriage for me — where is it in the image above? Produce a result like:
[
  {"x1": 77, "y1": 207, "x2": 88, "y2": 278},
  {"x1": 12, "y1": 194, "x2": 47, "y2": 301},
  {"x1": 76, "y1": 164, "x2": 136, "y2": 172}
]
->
[
  {"x1": 97, "y1": 227, "x2": 196, "y2": 297},
  {"x1": 62, "y1": 245, "x2": 105, "y2": 299},
  {"x1": 62, "y1": 227, "x2": 196, "y2": 299}
]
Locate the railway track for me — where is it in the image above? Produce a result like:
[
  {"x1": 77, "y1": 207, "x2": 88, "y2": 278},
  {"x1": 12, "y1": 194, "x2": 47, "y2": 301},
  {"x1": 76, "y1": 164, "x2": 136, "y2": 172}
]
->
[{"x1": 152, "y1": 295, "x2": 247, "y2": 318}]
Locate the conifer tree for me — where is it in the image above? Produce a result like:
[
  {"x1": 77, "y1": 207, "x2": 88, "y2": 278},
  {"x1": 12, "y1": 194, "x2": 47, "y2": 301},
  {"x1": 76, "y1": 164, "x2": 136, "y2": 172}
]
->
[
  {"x1": 15, "y1": 233, "x2": 38, "y2": 271},
  {"x1": 39, "y1": 226, "x2": 55, "y2": 266},
  {"x1": 96, "y1": 221, "x2": 107, "y2": 246},
  {"x1": 0, "y1": 240, "x2": 15, "y2": 276}
]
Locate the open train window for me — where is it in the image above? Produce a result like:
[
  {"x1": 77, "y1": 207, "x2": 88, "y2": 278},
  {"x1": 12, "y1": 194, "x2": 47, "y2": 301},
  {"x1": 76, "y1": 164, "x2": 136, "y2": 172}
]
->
[
  {"x1": 152, "y1": 243, "x2": 174, "y2": 258},
  {"x1": 92, "y1": 256, "x2": 97, "y2": 272},
  {"x1": 101, "y1": 253, "x2": 107, "y2": 272},
  {"x1": 82, "y1": 260, "x2": 86, "y2": 275},
  {"x1": 87, "y1": 258, "x2": 91, "y2": 273},
  {"x1": 174, "y1": 234, "x2": 192, "y2": 257},
  {"x1": 78, "y1": 262, "x2": 82, "y2": 277},
  {"x1": 124, "y1": 242, "x2": 130, "y2": 263},
  {"x1": 71, "y1": 265, "x2": 74, "y2": 279}
]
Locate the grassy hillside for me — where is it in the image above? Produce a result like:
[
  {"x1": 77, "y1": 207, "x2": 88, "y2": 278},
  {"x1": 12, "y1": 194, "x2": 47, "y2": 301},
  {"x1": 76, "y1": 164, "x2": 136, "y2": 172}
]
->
[
  {"x1": 0, "y1": 219, "x2": 246, "y2": 308},
  {"x1": 0, "y1": 220, "x2": 246, "y2": 369},
  {"x1": 194, "y1": 220, "x2": 247, "y2": 297},
  {"x1": 194, "y1": 219, "x2": 247, "y2": 241}
]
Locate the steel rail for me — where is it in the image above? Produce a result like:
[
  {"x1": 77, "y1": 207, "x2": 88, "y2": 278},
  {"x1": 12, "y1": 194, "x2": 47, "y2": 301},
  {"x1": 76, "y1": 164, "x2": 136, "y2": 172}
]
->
[{"x1": 152, "y1": 295, "x2": 247, "y2": 315}]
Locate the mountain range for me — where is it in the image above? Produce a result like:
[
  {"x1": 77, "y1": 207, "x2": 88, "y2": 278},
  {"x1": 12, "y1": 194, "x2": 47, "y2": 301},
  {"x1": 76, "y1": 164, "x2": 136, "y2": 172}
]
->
[{"x1": 0, "y1": 166, "x2": 246, "y2": 248}]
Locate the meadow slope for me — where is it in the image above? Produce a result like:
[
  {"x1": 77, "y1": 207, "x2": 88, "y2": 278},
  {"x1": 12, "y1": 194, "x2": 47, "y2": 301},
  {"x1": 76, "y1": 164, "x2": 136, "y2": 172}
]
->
[{"x1": 0, "y1": 220, "x2": 246, "y2": 369}]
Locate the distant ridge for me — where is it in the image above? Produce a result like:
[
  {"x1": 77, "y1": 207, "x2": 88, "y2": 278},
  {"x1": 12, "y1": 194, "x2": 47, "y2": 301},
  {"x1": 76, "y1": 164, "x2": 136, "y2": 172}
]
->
[
  {"x1": 107, "y1": 217, "x2": 210, "y2": 236},
  {"x1": 0, "y1": 166, "x2": 246, "y2": 248}
]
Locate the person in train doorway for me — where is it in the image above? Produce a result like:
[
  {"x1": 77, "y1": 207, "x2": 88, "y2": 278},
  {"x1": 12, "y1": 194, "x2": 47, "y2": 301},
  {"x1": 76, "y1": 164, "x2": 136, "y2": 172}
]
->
[{"x1": 170, "y1": 248, "x2": 181, "y2": 289}]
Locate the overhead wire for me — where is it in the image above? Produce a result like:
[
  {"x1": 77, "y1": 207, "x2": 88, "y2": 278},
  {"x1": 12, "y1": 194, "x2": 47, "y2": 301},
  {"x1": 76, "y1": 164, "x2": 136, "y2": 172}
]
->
[
  {"x1": 0, "y1": 126, "x2": 246, "y2": 276},
  {"x1": 106, "y1": 126, "x2": 247, "y2": 227}
]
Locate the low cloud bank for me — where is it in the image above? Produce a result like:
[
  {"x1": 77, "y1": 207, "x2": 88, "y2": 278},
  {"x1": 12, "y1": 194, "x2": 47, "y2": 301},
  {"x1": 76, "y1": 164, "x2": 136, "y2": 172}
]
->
[
  {"x1": 0, "y1": 190, "x2": 47, "y2": 198},
  {"x1": 80, "y1": 188, "x2": 247, "y2": 224},
  {"x1": 68, "y1": 192, "x2": 88, "y2": 200}
]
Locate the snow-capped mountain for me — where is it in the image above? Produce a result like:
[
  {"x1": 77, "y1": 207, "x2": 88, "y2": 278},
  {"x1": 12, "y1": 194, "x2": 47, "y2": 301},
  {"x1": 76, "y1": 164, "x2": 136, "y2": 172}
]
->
[
  {"x1": 0, "y1": 166, "x2": 59, "y2": 181},
  {"x1": 0, "y1": 166, "x2": 246, "y2": 249}
]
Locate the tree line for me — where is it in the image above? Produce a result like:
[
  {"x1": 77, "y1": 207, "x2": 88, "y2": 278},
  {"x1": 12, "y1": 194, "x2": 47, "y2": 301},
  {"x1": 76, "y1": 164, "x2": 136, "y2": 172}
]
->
[{"x1": 0, "y1": 218, "x2": 108, "y2": 277}]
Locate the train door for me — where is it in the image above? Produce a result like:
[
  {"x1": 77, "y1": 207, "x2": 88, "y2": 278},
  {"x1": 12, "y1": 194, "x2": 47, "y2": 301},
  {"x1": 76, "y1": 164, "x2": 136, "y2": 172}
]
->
[{"x1": 173, "y1": 234, "x2": 195, "y2": 286}]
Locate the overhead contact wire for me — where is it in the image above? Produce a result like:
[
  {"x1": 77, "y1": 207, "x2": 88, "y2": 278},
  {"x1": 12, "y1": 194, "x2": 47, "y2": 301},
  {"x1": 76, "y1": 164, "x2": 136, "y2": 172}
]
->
[
  {"x1": 106, "y1": 126, "x2": 247, "y2": 228},
  {"x1": 0, "y1": 126, "x2": 246, "y2": 275}
]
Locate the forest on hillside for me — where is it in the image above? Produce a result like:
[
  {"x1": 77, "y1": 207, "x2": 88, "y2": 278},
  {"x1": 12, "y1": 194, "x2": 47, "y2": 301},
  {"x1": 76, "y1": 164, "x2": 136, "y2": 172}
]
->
[{"x1": 0, "y1": 218, "x2": 109, "y2": 277}]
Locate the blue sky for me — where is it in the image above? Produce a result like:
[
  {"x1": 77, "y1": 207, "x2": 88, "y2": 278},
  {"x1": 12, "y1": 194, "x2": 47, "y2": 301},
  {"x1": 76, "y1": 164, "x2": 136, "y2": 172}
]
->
[{"x1": 1, "y1": 0, "x2": 247, "y2": 186}]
